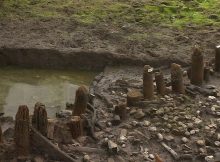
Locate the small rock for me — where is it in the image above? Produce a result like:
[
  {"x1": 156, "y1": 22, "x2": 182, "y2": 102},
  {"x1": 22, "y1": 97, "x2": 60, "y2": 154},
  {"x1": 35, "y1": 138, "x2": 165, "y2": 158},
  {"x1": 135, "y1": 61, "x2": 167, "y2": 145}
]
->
[
  {"x1": 108, "y1": 140, "x2": 119, "y2": 154},
  {"x1": 182, "y1": 137, "x2": 189, "y2": 143},
  {"x1": 83, "y1": 155, "x2": 90, "y2": 162},
  {"x1": 134, "y1": 109, "x2": 145, "y2": 119},
  {"x1": 143, "y1": 120, "x2": 150, "y2": 127},
  {"x1": 149, "y1": 154, "x2": 155, "y2": 160},
  {"x1": 157, "y1": 133, "x2": 163, "y2": 141},
  {"x1": 164, "y1": 135, "x2": 174, "y2": 141},
  {"x1": 215, "y1": 141, "x2": 220, "y2": 147},
  {"x1": 111, "y1": 115, "x2": 121, "y2": 126},
  {"x1": 197, "y1": 140, "x2": 205, "y2": 146},
  {"x1": 149, "y1": 126, "x2": 157, "y2": 132}
]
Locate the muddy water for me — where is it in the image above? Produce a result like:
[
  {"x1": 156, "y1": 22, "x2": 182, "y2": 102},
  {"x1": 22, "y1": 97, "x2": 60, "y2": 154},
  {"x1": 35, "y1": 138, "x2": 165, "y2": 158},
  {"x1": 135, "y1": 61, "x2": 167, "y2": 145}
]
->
[{"x1": 0, "y1": 67, "x2": 97, "y2": 118}]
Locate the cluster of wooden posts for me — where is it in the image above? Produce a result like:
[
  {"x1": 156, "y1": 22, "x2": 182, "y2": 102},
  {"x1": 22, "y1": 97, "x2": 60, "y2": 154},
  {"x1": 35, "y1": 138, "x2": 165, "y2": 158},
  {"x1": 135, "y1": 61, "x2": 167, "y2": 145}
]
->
[
  {"x1": 0, "y1": 85, "x2": 89, "y2": 159},
  {"x1": 142, "y1": 45, "x2": 220, "y2": 98},
  {"x1": 0, "y1": 46, "x2": 220, "y2": 159}
]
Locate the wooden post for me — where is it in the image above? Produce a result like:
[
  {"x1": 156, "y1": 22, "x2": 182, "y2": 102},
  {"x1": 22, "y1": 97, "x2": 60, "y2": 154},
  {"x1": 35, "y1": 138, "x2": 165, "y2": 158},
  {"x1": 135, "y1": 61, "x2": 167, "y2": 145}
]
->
[
  {"x1": 171, "y1": 63, "x2": 185, "y2": 94},
  {"x1": 32, "y1": 102, "x2": 48, "y2": 136},
  {"x1": 115, "y1": 103, "x2": 127, "y2": 120},
  {"x1": 0, "y1": 124, "x2": 2, "y2": 144},
  {"x1": 15, "y1": 105, "x2": 30, "y2": 157},
  {"x1": 204, "y1": 66, "x2": 210, "y2": 82},
  {"x1": 67, "y1": 116, "x2": 83, "y2": 139},
  {"x1": 215, "y1": 45, "x2": 220, "y2": 72},
  {"x1": 143, "y1": 65, "x2": 154, "y2": 100},
  {"x1": 72, "y1": 86, "x2": 88, "y2": 116},
  {"x1": 155, "y1": 71, "x2": 166, "y2": 95},
  {"x1": 191, "y1": 47, "x2": 204, "y2": 85},
  {"x1": 127, "y1": 90, "x2": 142, "y2": 106}
]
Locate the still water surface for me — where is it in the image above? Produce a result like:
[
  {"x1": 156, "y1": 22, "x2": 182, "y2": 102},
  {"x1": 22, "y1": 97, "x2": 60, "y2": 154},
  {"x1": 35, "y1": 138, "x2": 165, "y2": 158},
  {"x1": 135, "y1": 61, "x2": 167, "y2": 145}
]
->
[{"x1": 0, "y1": 67, "x2": 97, "y2": 117}]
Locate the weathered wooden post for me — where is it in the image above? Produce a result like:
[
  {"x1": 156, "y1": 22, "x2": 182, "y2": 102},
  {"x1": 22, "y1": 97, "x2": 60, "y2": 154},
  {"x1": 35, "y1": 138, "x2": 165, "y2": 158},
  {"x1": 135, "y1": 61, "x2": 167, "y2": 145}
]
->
[
  {"x1": 215, "y1": 45, "x2": 220, "y2": 72},
  {"x1": 14, "y1": 105, "x2": 30, "y2": 157},
  {"x1": 32, "y1": 102, "x2": 48, "y2": 136},
  {"x1": 191, "y1": 47, "x2": 204, "y2": 85},
  {"x1": 171, "y1": 63, "x2": 185, "y2": 94},
  {"x1": 72, "y1": 86, "x2": 88, "y2": 116},
  {"x1": 143, "y1": 65, "x2": 154, "y2": 100},
  {"x1": 0, "y1": 124, "x2": 3, "y2": 144},
  {"x1": 204, "y1": 66, "x2": 210, "y2": 82},
  {"x1": 115, "y1": 103, "x2": 127, "y2": 120},
  {"x1": 155, "y1": 71, "x2": 166, "y2": 95},
  {"x1": 127, "y1": 90, "x2": 142, "y2": 106},
  {"x1": 67, "y1": 116, "x2": 83, "y2": 139}
]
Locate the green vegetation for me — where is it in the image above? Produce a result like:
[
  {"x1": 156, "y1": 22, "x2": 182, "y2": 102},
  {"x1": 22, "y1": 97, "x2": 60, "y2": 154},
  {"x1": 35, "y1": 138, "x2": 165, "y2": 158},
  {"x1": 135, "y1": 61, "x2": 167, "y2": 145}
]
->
[{"x1": 0, "y1": 0, "x2": 220, "y2": 27}]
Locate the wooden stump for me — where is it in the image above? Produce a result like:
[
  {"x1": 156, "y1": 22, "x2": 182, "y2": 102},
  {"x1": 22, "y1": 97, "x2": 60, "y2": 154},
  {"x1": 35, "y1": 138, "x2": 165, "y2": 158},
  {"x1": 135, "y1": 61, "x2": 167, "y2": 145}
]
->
[
  {"x1": 72, "y1": 86, "x2": 88, "y2": 116},
  {"x1": 127, "y1": 90, "x2": 142, "y2": 106},
  {"x1": 204, "y1": 66, "x2": 210, "y2": 82},
  {"x1": 14, "y1": 105, "x2": 30, "y2": 157},
  {"x1": 114, "y1": 103, "x2": 127, "y2": 120},
  {"x1": 155, "y1": 71, "x2": 166, "y2": 95},
  {"x1": 0, "y1": 124, "x2": 2, "y2": 144},
  {"x1": 215, "y1": 45, "x2": 220, "y2": 72},
  {"x1": 67, "y1": 116, "x2": 83, "y2": 139},
  {"x1": 191, "y1": 47, "x2": 204, "y2": 86},
  {"x1": 143, "y1": 65, "x2": 154, "y2": 99},
  {"x1": 171, "y1": 63, "x2": 185, "y2": 94},
  {"x1": 32, "y1": 102, "x2": 48, "y2": 136}
]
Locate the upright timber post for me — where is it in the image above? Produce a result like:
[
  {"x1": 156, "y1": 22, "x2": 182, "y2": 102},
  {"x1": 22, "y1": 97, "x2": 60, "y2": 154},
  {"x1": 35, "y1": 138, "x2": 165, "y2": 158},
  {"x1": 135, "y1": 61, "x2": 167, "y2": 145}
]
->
[
  {"x1": 72, "y1": 86, "x2": 89, "y2": 116},
  {"x1": 171, "y1": 63, "x2": 185, "y2": 94},
  {"x1": 155, "y1": 71, "x2": 166, "y2": 96},
  {"x1": 14, "y1": 105, "x2": 30, "y2": 158},
  {"x1": 215, "y1": 45, "x2": 220, "y2": 72},
  {"x1": 67, "y1": 116, "x2": 83, "y2": 139},
  {"x1": 0, "y1": 124, "x2": 3, "y2": 144},
  {"x1": 32, "y1": 102, "x2": 48, "y2": 136},
  {"x1": 143, "y1": 65, "x2": 154, "y2": 100},
  {"x1": 191, "y1": 47, "x2": 204, "y2": 86}
]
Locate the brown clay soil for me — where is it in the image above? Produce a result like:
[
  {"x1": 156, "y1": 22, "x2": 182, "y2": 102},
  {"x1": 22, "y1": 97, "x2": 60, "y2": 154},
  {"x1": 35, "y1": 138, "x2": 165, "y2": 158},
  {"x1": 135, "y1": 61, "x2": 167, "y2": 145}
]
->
[{"x1": 0, "y1": 19, "x2": 220, "y2": 65}]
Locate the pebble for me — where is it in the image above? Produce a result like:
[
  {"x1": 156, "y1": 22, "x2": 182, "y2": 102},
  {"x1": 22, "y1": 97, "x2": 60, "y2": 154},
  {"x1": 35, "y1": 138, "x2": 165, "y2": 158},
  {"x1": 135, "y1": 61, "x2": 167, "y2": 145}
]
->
[
  {"x1": 134, "y1": 109, "x2": 145, "y2": 119},
  {"x1": 149, "y1": 154, "x2": 155, "y2": 160},
  {"x1": 190, "y1": 130, "x2": 196, "y2": 135},
  {"x1": 164, "y1": 135, "x2": 174, "y2": 141},
  {"x1": 149, "y1": 126, "x2": 157, "y2": 132},
  {"x1": 182, "y1": 137, "x2": 189, "y2": 143},
  {"x1": 83, "y1": 155, "x2": 90, "y2": 162},
  {"x1": 143, "y1": 120, "x2": 150, "y2": 127},
  {"x1": 197, "y1": 140, "x2": 205, "y2": 146},
  {"x1": 214, "y1": 141, "x2": 220, "y2": 147},
  {"x1": 157, "y1": 133, "x2": 163, "y2": 141}
]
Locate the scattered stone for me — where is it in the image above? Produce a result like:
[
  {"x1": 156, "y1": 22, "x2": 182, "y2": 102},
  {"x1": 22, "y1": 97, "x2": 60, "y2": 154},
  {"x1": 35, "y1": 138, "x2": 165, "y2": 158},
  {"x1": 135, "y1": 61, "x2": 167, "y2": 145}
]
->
[
  {"x1": 215, "y1": 141, "x2": 220, "y2": 147},
  {"x1": 164, "y1": 135, "x2": 174, "y2": 142},
  {"x1": 182, "y1": 137, "x2": 189, "y2": 143},
  {"x1": 134, "y1": 109, "x2": 145, "y2": 119},
  {"x1": 143, "y1": 120, "x2": 150, "y2": 127},
  {"x1": 111, "y1": 115, "x2": 121, "y2": 126},
  {"x1": 108, "y1": 140, "x2": 119, "y2": 154},
  {"x1": 157, "y1": 133, "x2": 163, "y2": 141},
  {"x1": 149, "y1": 126, "x2": 157, "y2": 132},
  {"x1": 83, "y1": 154, "x2": 90, "y2": 162},
  {"x1": 197, "y1": 140, "x2": 205, "y2": 146},
  {"x1": 56, "y1": 110, "x2": 72, "y2": 118}
]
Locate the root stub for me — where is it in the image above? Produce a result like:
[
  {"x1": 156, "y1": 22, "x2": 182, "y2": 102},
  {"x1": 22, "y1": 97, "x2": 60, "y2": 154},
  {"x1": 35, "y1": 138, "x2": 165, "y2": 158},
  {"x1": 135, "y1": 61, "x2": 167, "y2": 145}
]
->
[
  {"x1": 14, "y1": 105, "x2": 30, "y2": 157},
  {"x1": 143, "y1": 65, "x2": 154, "y2": 100},
  {"x1": 171, "y1": 63, "x2": 185, "y2": 94},
  {"x1": 32, "y1": 102, "x2": 48, "y2": 136},
  {"x1": 114, "y1": 103, "x2": 127, "y2": 120},
  {"x1": 67, "y1": 116, "x2": 83, "y2": 139},
  {"x1": 72, "y1": 86, "x2": 89, "y2": 116},
  {"x1": 191, "y1": 47, "x2": 204, "y2": 86},
  {"x1": 127, "y1": 90, "x2": 142, "y2": 106}
]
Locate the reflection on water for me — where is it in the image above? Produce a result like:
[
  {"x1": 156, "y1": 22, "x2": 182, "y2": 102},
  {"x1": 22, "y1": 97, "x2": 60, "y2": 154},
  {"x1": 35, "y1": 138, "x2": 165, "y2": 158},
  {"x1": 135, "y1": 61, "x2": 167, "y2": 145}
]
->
[{"x1": 0, "y1": 67, "x2": 97, "y2": 117}]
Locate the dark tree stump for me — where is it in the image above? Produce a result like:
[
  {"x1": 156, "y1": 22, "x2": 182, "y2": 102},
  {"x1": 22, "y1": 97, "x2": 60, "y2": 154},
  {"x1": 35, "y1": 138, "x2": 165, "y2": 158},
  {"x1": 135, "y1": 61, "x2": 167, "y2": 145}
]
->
[
  {"x1": 204, "y1": 66, "x2": 210, "y2": 82},
  {"x1": 155, "y1": 71, "x2": 166, "y2": 95},
  {"x1": 171, "y1": 63, "x2": 185, "y2": 94},
  {"x1": 32, "y1": 102, "x2": 48, "y2": 136},
  {"x1": 191, "y1": 47, "x2": 204, "y2": 86},
  {"x1": 72, "y1": 86, "x2": 88, "y2": 116},
  {"x1": 127, "y1": 90, "x2": 142, "y2": 106},
  {"x1": 114, "y1": 103, "x2": 127, "y2": 120},
  {"x1": 14, "y1": 105, "x2": 30, "y2": 157},
  {"x1": 67, "y1": 116, "x2": 83, "y2": 139},
  {"x1": 215, "y1": 45, "x2": 220, "y2": 72},
  {"x1": 143, "y1": 65, "x2": 154, "y2": 100},
  {"x1": 0, "y1": 124, "x2": 2, "y2": 144}
]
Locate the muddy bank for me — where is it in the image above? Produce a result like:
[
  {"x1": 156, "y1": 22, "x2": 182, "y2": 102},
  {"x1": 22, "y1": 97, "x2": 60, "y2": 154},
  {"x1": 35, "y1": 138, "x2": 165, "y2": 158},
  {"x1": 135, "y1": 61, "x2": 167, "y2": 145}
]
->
[{"x1": 0, "y1": 47, "x2": 189, "y2": 70}]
